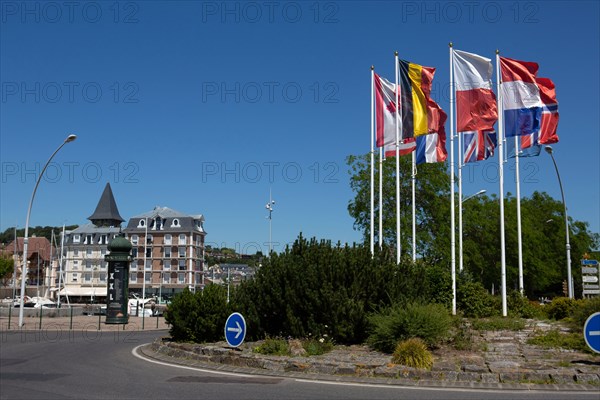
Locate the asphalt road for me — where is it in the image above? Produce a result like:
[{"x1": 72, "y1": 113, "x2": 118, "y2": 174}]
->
[{"x1": 1, "y1": 329, "x2": 597, "y2": 400}]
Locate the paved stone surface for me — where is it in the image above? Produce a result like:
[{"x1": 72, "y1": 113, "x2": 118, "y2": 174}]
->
[{"x1": 140, "y1": 319, "x2": 600, "y2": 391}]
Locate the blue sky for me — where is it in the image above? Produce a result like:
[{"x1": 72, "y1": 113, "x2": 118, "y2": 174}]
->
[{"x1": 1, "y1": 1, "x2": 599, "y2": 254}]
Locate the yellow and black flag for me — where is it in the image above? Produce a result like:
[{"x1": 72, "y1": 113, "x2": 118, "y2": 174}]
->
[{"x1": 398, "y1": 60, "x2": 447, "y2": 140}]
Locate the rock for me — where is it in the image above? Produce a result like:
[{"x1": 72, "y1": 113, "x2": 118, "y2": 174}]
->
[{"x1": 288, "y1": 339, "x2": 307, "y2": 357}]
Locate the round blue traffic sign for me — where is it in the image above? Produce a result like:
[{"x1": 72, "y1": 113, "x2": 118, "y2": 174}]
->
[
  {"x1": 224, "y1": 312, "x2": 246, "y2": 347},
  {"x1": 583, "y1": 312, "x2": 600, "y2": 354}
]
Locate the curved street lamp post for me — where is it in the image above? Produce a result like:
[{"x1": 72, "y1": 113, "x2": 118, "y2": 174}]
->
[
  {"x1": 18, "y1": 134, "x2": 77, "y2": 327},
  {"x1": 544, "y1": 145, "x2": 573, "y2": 299}
]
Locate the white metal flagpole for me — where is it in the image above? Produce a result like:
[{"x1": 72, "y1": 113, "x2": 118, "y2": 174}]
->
[
  {"x1": 515, "y1": 136, "x2": 524, "y2": 295},
  {"x1": 458, "y1": 128, "x2": 463, "y2": 273},
  {"x1": 496, "y1": 50, "x2": 508, "y2": 317},
  {"x1": 379, "y1": 147, "x2": 383, "y2": 249},
  {"x1": 411, "y1": 151, "x2": 417, "y2": 262},
  {"x1": 449, "y1": 43, "x2": 457, "y2": 316},
  {"x1": 395, "y1": 51, "x2": 401, "y2": 264},
  {"x1": 370, "y1": 66, "x2": 375, "y2": 255}
]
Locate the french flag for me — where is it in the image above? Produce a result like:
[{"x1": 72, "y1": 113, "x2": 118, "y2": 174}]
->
[
  {"x1": 453, "y1": 49, "x2": 498, "y2": 132},
  {"x1": 415, "y1": 133, "x2": 447, "y2": 164},
  {"x1": 500, "y1": 56, "x2": 543, "y2": 137},
  {"x1": 463, "y1": 130, "x2": 497, "y2": 164}
]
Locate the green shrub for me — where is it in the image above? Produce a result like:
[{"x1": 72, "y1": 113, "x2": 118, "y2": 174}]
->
[
  {"x1": 470, "y1": 316, "x2": 526, "y2": 331},
  {"x1": 456, "y1": 279, "x2": 498, "y2": 318},
  {"x1": 302, "y1": 338, "x2": 334, "y2": 356},
  {"x1": 545, "y1": 297, "x2": 578, "y2": 320},
  {"x1": 368, "y1": 302, "x2": 452, "y2": 353},
  {"x1": 571, "y1": 297, "x2": 600, "y2": 329},
  {"x1": 253, "y1": 338, "x2": 289, "y2": 356},
  {"x1": 392, "y1": 338, "x2": 433, "y2": 370},
  {"x1": 507, "y1": 290, "x2": 546, "y2": 319},
  {"x1": 164, "y1": 284, "x2": 231, "y2": 343}
]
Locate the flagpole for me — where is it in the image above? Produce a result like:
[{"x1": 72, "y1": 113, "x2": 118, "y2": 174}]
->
[
  {"x1": 379, "y1": 147, "x2": 383, "y2": 249},
  {"x1": 496, "y1": 50, "x2": 507, "y2": 317},
  {"x1": 458, "y1": 130, "x2": 463, "y2": 272},
  {"x1": 515, "y1": 136, "x2": 524, "y2": 295},
  {"x1": 411, "y1": 151, "x2": 417, "y2": 262},
  {"x1": 449, "y1": 43, "x2": 457, "y2": 316},
  {"x1": 370, "y1": 66, "x2": 375, "y2": 255},
  {"x1": 395, "y1": 51, "x2": 401, "y2": 264}
]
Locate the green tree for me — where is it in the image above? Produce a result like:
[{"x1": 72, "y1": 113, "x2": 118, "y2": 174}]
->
[{"x1": 0, "y1": 257, "x2": 14, "y2": 287}]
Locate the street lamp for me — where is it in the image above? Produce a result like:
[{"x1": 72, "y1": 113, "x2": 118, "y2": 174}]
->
[
  {"x1": 459, "y1": 189, "x2": 486, "y2": 272},
  {"x1": 18, "y1": 134, "x2": 77, "y2": 327},
  {"x1": 544, "y1": 145, "x2": 573, "y2": 299},
  {"x1": 265, "y1": 193, "x2": 275, "y2": 255}
]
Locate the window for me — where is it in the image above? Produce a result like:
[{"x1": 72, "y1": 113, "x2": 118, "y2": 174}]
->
[
  {"x1": 163, "y1": 273, "x2": 170, "y2": 284},
  {"x1": 155, "y1": 217, "x2": 162, "y2": 230},
  {"x1": 99, "y1": 272, "x2": 107, "y2": 282},
  {"x1": 196, "y1": 260, "x2": 202, "y2": 270},
  {"x1": 131, "y1": 235, "x2": 139, "y2": 245},
  {"x1": 164, "y1": 234, "x2": 172, "y2": 245},
  {"x1": 145, "y1": 272, "x2": 151, "y2": 283},
  {"x1": 130, "y1": 273, "x2": 137, "y2": 283},
  {"x1": 72, "y1": 273, "x2": 78, "y2": 282},
  {"x1": 178, "y1": 273, "x2": 185, "y2": 283},
  {"x1": 138, "y1": 219, "x2": 145, "y2": 228},
  {"x1": 145, "y1": 259, "x2": 152, "y2": 270},
  {"x1": 164, "y1": 247, "x2": 171, "y2": 258},
  {"x1": 86, "y1": 248, "x2": 92, "y2": 256},
  {"x1": 84, "y1": 234, "x2": 93, "y2": 244},
  {"x1": 73, "y1": 249, "x2": 79, "y2": 256},
  {"x1": 179, "y1": 260, "x2": 186, "y2": 271},
  {"x1": 178, "y1": 234, "x2": 186, "y2": 245},
  {"x1": 195, "y1": 273, "x2": 202, "y2": 284},
  {"x1": 171, "y1": 218, "x2": 180, "y2": 227},
  {"x1": 145, "y1": 247, "x2": 152, "y2": 257},
  {"x1": 147, "y1": 234, "x2": 153, "y2": 244},
  {"x1": 131, "y1": 248, "x2": 138, "y2": 258},
  {"x1": 99, "y1": 235, "x2": 108, "y2": 245},
  {"x1": 101, "y1": 248, "x2": 106, "y2": 256},
  {"x1": 84, "y1": 273, "x2": 91, "y2": 282},
  {"x1": 164, "y1": 262, "x2": 171, "y2": 271},
  {"x1": 85, "y1": 260, "x2": 92, "y2": 269},
  {"x1": 178, "y1": 247, "x2": 185, "y2": 258},
  {"x1": 73, "y1": 234, "x2": 80, "y2": 243}
]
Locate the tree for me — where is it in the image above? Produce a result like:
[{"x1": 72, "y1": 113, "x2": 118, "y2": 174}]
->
[
  {"x1": 347, "y1": 153, "x2": 451, "y2": 264},
  {"x1": 0, "y1": 257, "x2": 14, "y2": 287}
]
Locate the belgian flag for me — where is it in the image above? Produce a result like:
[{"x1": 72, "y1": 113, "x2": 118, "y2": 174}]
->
[{"x1": 398, "y1": 60, "x2": 447, "y2": 140}]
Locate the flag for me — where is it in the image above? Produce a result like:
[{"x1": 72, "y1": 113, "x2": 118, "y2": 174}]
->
[
  {"x1": 506, "y1": 133, "x2": 541, "y2": 158},
  {"x1": 463, "y1": 130, "x2": 497, "y2": 163},
  {"x1": 383, "y1": 138, "x2": 416, "y2": 158},
  {"x1": 416, "y1": 132, "x2": 447, "y2": 164},
  {"x1": 536, "y1": 77, "x2": 559, "y2": 145},
  {"x1": 499, "y1": 56, "x2": 543, "y2": 137},
  {"x1": 398, "y1": 59, "x2": 447, "y2": 140},
  {"x1": 374, "y1": 73, "x2": 398, "y2": 147},
  {"x1": 453, "y1": 49, "x2": 498, "y2": 132}
]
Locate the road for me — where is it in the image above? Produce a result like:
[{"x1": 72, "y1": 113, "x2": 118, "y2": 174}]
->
[{"x1": 1, "y1": 329, "x2": 597, "y2": 400}]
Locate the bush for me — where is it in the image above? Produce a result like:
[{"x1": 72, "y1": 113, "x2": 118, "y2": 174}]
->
[
  {"x1": 507, "y1": 290, "x2": 545, "y2": 319},
  {"x1": 470, "y1": 316, "x2": 526, "y2": 331},
  {"x1": 571, "y1": 297, "x2": 600, "y2": 329},
  {"x1": 368, "y1": 302, "x2": 452, "y2": 353},
  {"x1": 164, "y1": 284, "x2": 232, "y2": 343},
  {"x1": 253, "y1": 338, "x2": 289, "y2": 356},
  {"x1": 545, "y1": 297, "x2": 578, "y2": 320},
  {"x1": 302, "y1": 338, "x2": 334, "y2": 356},
  {"x1": 456, "y1": 278, "x2": 498, "y2": 318},
  {"x1": 392, "y1": 338, "x2": 433, "y2": 370}
]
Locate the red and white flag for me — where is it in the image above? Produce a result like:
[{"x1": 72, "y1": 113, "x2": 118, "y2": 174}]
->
[
  {"x1": 374, "y1": 73, "x2": 399, "y2": 148},
  {"x1": 453, "y1": 49, "x2": 498, "y2": 132}
]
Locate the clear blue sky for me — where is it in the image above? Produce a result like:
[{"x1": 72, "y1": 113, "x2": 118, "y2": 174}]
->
[{"x1": 1, "y1": 1, "x2": 599, "y2": 254}]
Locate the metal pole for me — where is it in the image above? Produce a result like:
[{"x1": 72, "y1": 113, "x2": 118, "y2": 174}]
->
[
  {"x1": 449, "y1": 43, "x2": 457, "y2": 315},
  {"x1": 266, "y1": 191, "x2": 275, "y2": 256},
  {"x1": 515, "y1": 137, "x2": 524, "y2": 295},
  {"x1": 370, "y1": 66, "x2": 375, "y2": 255},
  {"x1": 545, "y1": 146, "x2": 573, "y2": 299},
  {"x1": 18, "y1": 134, "x2": 77, "y2": 328},
  {"x1": 496, "y1": 51, "x2": 507, "y2": 317}
]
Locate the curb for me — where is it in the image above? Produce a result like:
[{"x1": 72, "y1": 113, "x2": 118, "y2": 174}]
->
[{"x1": 138, "y1": 340, "x2": 600, "y2": 392}]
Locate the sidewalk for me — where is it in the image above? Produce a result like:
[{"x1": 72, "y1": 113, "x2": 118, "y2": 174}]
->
[{"x1": 0, "y1": 314, "x2": 170, "y2": 331}]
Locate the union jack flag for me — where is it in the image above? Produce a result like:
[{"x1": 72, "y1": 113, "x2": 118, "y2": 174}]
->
[{"x1": 462, "y1": 130, "x2": 497, "y2": 164}]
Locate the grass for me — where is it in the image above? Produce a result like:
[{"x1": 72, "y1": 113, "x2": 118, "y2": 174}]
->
[
  {"x1": 470, "y1": 317, "x2": 526, "y2": 331},
  {"x1": 302, "y1": 338, "x2": 334, "y2": 356},
  {"x1": 526, "y1": 330, "x2": 588, "y2": 352},
  {"x1": 253, "y1": 337, "x2": 289, "y2": 356}
]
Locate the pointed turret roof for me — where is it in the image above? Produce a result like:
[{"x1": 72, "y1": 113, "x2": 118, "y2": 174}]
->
[{"x1": 87, "y1": 183, "x2": 124, "y2": 227}]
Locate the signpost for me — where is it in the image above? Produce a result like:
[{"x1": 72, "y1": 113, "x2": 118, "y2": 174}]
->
[
  {"x1": 583, "y1": 312, "x2": 600, "y2": 354},
  {"x1": 224, "y1": 312, "x2": 246, "y2": 348},
  {"x1": 581, "y1": 259, "x2": 600, "y2": 297}
]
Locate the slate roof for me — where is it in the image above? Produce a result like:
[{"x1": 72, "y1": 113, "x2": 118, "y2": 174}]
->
[{"x1": 87, "y1": 183, "x2": 124, "y2": 226}]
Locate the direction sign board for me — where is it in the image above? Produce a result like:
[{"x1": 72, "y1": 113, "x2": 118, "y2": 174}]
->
[
  {"x1": 224, "y1": 312, "x2": 246, "y2": 347},
  {"x1": 582, "y1": 259, "x2": 599, "y2": 266},
  {"x1": 583, "y1": 289, "x2": 600, "y2": 295},
  {"x1": 583, "y1": 312, "x2": 600, "y2": 354},
  {"x1": 583, "y1": 276, "x2": 599, "y2": 283},
  {"x1": 582, "y1": 267, "x2": 598, "y2": 274}
]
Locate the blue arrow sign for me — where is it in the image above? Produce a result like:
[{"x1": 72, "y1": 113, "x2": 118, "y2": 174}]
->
[
  {"x1": 582, "y1": 259, "x2": 599, "y2": 266},
  {"x1": 224, "y1": 312, "x2": 246, "y2": 347},
  {"x1": 583, "y1": 312, "x2": 600, "y2": 354}
]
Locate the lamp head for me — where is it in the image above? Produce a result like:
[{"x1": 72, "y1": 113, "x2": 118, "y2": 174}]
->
[
  {"x1": 544, "y1": 145, "x2": 553, "y2": 154},
  {"x1": 65, "y1": 134, "x2": 77, "y2": 143}
]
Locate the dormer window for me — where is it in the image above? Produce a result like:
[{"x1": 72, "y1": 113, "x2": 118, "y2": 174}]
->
[
  {"x1": 138, "y1": 219, "x2": 146, "y2": 228},
  {"x1": 155, "y1": 217, "x2": 163, "y2": 230},
  {"x1": 73, "y1": 234, "x2": 80, "y2": 243},
  {"x1": 171, "y1": 218, "x2": 180, "y2": 227}
]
